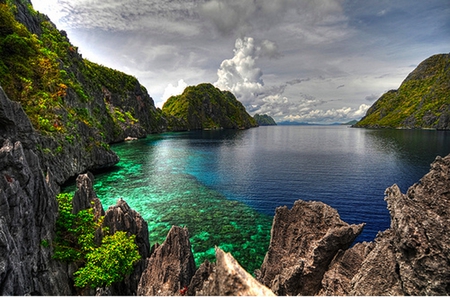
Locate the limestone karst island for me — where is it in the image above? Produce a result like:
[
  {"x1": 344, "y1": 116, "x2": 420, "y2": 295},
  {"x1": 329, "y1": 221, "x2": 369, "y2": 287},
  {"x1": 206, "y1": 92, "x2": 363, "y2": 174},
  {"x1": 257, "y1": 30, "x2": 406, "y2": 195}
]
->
[{"x1": 1, "y1": 0, "x2": 450, "y2": 295}]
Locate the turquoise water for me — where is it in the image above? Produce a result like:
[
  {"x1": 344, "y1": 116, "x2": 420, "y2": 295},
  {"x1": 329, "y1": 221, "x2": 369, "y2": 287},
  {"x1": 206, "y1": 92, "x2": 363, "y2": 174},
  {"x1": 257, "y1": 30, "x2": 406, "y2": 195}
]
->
[{"x1": 62, "y1": 126, "x2": 450, "y2": 273}]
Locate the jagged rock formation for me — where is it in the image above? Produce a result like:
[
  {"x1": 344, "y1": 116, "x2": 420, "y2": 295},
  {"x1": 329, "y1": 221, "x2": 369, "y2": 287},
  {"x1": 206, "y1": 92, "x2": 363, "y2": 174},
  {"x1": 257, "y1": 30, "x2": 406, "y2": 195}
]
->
[
  {"x1": 256, "y1": 200, "x2": 365, "y2": 295},
  {"x1": 162, "y1": 83, "x2": 258, "y2": 130},
  {"x1": 103, "y1": 198, "x2": 151, "y2": 296},
  {"x1": 0, "y1": 87, "x2": 71, "y2": 295},
  {"x1": 137, "y1": 226, "x2": 196, "y2": 296},
  {"x1": 189, "y1": 247, "x2": 275, "y2": 296},
  {"x1": 255, "y1": 154, "x2": 450, "y2": 296},
  {"x1": 354, "y1": 53, "x2": 450, "y2": 129},
  {"x1": 350, "y1": 154, "x2": 450, "y2": 295},
  {"x1": 254, "y1": 113, "x2": 277, "y2": 126}
]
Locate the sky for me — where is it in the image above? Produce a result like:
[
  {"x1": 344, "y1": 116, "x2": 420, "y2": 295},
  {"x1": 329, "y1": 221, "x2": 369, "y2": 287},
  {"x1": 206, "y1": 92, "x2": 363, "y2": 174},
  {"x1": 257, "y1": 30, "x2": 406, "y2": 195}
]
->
[{"x1": 32, "y1": 0, "x2": 450, "y2": 123}]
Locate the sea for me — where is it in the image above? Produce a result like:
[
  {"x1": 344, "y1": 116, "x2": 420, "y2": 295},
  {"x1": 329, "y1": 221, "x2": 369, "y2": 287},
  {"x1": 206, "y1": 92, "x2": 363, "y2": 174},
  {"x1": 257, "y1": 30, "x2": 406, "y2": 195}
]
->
[{"x1": 62, "y1": 125, "x2": 450, "y2": 273}]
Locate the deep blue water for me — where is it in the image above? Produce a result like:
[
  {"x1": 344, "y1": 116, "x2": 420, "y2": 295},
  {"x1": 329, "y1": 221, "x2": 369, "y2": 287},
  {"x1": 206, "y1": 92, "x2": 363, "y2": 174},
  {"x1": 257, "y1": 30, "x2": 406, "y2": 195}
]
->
[{"x1": 63, "y1": 125, "x2": 450, "y2": 272}]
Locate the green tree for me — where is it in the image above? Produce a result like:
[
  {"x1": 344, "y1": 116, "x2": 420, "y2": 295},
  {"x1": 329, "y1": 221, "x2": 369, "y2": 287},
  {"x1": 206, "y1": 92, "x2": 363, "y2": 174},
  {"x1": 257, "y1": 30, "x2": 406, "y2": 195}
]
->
[{"x1": 53, "y1": 193, "x2": 140, "y2": 288}]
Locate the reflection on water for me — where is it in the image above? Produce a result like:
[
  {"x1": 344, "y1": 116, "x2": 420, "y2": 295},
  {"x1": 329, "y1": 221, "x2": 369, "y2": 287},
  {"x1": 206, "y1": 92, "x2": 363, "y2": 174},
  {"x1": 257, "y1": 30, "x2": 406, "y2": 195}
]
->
[{"x1": 62, "y1": 126, "x2": 450, "y2": 272}]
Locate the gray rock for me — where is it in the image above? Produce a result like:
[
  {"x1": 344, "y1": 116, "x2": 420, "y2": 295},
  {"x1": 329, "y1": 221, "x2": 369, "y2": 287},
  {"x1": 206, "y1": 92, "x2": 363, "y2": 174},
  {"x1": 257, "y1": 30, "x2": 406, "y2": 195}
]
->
[
  {"x1": 191, "y1": 247, "x2": 275, "y2": 296},
  {"x1": 0, "y1": 87, "x2": 72, "y2": 295},
  {"x1": 137, "y1": 226, "x2": 196, "y2": 296},
  {"x1": 256, "y1": 200, "x2": 365, "y2": 296},
  {"x1": 103, "y1": 198, "x2": 151, "y2": 295}
]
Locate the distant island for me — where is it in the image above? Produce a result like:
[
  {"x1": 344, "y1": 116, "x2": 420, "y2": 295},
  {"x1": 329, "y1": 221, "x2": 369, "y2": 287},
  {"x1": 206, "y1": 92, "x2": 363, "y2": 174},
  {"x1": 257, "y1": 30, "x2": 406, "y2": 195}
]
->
[
  {"x1": 253, "y1": 114, "x2": 277, "y2": 126},
  {"x1": 162, "y1": 83, "x2": 258, "y2": 130},
  {"x1": 354, "y1": 53, "x2": 450, "y2": 130}
]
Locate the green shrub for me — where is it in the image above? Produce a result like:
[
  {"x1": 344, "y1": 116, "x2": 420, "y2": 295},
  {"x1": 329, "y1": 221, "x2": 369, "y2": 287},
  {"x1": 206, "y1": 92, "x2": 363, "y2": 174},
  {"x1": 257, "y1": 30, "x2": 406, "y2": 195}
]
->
[{"x1": 53, "y1": 193, "x2": 140, "y2": 288}]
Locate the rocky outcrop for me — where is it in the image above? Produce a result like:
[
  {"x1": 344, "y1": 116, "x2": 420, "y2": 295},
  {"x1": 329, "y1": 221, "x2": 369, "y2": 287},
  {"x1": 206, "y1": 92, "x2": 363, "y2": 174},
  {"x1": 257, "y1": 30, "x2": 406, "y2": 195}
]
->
[
  {"x1": 256, "y1": 200, "x2": 364, "y2": 296},
  {"x1": 354, "y1": 154, "x2": 450, "y2": 295},
  {"x1": 137, "y1": 226, "x2": 196, "y2": 296},
  {"x1": 0, "y1": 88, "x2": 71, "y2": 295},
  {"x1": 189, "y1": 247, "x2": 275, "y2": 296},
  {"x1": 162, "y1": 83, "x2": 258, "y2": 130},
  {"x1": 103, "y1": 198, "x2": 151, "y2": 296},
  {"x1": 256, "y1": 154, "x2": 450, "y2": 296}
]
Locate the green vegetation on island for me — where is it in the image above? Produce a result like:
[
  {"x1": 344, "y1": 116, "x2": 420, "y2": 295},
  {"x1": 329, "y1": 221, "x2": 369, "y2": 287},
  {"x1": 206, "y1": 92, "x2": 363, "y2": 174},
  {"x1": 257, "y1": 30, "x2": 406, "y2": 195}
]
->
[
  {"x1": 254, "y1": 113, "x2": 277, "y2": 126},
  {"x1": 162, "y1": 83, "x2": 258, "y2": 130},
  {"x1": 354, "y1": 53, "x2": 450, "y2": 130}
]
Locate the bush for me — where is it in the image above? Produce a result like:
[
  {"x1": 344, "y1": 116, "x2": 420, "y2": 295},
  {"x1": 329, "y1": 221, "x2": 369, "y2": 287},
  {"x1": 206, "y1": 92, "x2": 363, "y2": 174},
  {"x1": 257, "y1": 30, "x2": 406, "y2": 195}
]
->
[{"x1": 53, "y1": 193, "x2": 140, "y2": 288}]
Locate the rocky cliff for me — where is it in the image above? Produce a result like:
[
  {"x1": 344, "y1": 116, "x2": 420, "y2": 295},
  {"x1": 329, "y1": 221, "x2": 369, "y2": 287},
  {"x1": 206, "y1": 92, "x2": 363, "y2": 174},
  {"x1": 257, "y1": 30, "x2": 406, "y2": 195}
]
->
[
  {"x1": 354, "y1": 53, "x2": 450, "y2": 129},
  {"x1": 0, "y1": 0, "x2": 169, "y2": 185},
  {"x1": 162, "y1": 83, "x2": 258, "y2": 130}
]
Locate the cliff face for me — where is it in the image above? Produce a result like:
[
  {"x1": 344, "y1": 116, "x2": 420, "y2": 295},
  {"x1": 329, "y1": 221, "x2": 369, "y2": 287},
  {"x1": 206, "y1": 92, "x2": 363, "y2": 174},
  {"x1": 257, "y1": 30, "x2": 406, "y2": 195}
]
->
[
  {"x1": 354, "y1": 53, "x2": 450, "y2": 129},
  {"x1": 0, "y1": 87, "x2": 71, "y2": 295},
  {"x1": 0, "y1": 0, "x2": 168, "y2": 185},
  {"x1": 162, "y1": 83, "x2": 258, "y2": 130}
]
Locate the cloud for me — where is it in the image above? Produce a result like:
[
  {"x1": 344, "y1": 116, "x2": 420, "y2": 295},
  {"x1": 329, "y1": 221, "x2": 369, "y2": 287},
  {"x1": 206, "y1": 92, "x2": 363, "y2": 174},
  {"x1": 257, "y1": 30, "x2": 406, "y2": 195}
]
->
[
  {"x1": 214, "y1": 37, "x2": 267, "y2": 105},
  {"x1": 161, "y1": 79, "x2": 188, "y2": 107},
  {"x1": 281, "y1": 104, "x2": 370, "y2": 123}
]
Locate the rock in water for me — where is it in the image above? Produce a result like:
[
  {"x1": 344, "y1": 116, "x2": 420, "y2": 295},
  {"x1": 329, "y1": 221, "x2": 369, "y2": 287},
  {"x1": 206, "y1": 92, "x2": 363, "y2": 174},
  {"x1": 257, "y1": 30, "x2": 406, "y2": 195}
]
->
[
  {"x1": 256, "y1": 200, "x2": 364, "y2": 295},
  {"x1": 189, "y1": 247, "x2": 275, "y2": 296},
  {"x1": 137, "y1": 226, "x2": 196, "y2": 296}
]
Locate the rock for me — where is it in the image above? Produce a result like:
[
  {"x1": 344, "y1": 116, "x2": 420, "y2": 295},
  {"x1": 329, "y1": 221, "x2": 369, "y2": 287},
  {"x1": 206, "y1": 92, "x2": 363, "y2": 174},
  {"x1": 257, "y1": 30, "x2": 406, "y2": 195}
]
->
[
  {"x1": 349, "y1": 230, "x2": 404, "y2": 295},
  {"x1": 103, "y1": 198, "x2": 151, "y2": 295},
  {"x1": 318, "y1": 241, "x2": 374, "y2": 296},
  {"x1": 256, "y1": 200, "x2": 365, "y2": 296},
  {"x1": 137, "y1": 226, "x2": 196, "y2": 296},
  {"x1": 0, "y1": 87, "x2": 72, "y2": 295},
  {"x1": 190, "y1": 247, "x2": 275, "y2": 296},
  {"x1": 384, "y1": 155, "x2": 450, "y2": 295}
]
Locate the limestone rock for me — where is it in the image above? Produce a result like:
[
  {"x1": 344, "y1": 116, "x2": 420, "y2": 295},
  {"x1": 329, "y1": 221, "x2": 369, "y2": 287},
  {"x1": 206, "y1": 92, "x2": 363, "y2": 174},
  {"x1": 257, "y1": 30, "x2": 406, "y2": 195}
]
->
[
  {"x1": 103, "y1": 198, "x2": 151, "y2": 295},
  {"x1": 137, "y1": 226, "x2": 196, "y2": 296},
  {"x1": 256, "y1": 200, "x2": 364, "y2": 296},
  {"x1": 384, "y1": 155, "x2": 450, "y2": 295},
  {"x1": 318, "y1": 241, "x2": 374, "y2": 295},
  {"x1": 190, "y1": 247, "x2": 275, "y2": 296}
]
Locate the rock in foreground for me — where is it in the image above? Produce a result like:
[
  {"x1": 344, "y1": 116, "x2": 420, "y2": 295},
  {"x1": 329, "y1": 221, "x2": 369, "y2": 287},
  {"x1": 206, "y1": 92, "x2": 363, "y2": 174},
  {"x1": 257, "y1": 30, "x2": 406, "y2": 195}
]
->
[
  {"x1": 189, "y1": 247, "x2": 275, "y2": 296},
  {"x1": 256, "y1": 200, "x2": 364, "y2": 295}
]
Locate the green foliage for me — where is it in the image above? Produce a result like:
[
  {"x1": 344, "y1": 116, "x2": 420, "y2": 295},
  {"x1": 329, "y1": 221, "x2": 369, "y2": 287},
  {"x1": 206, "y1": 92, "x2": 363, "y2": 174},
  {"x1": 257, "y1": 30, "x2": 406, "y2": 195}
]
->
[
  {"x1": 73, "y1": 232, "x2": 141, "y2": 288},
  {"x1": 162, "y1": 83, "x2": 257, "y2": 130},
  {"x1": 254, "y1": 113, "x2": 277, "y2": 126},
  {"x1": 53, "y1": 193, "x2": 140, "y2": 288},
  {"x1": 355, "y1": 54, "x2": 450, "y2": 129}
]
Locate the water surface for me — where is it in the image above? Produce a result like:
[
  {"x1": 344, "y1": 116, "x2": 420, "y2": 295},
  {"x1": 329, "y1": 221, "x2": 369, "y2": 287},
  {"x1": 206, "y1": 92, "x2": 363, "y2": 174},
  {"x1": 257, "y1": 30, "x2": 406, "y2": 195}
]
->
[{"x1": 63, "y1": 126, "x2": 450, "y2": 272}]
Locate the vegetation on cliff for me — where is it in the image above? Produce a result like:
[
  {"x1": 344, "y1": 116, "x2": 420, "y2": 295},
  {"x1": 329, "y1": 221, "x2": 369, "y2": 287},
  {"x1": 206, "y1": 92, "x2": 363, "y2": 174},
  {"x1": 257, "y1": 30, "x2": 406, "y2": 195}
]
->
[
  {"x1": 162, "y1": 83, "x2": 258, "y2": 130},
  {"x1": 354, "y1": 54, "x2": 450, "y2": 129},
  {"x1": 0, "y1": 0, "x2": 168, "y2": 183},
  {"x1": 54, "y1": 193, "x2": 140, "y2": 289},
  {"x1": 254, "y1": 113, "x2": 277, "y2": 126}
]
